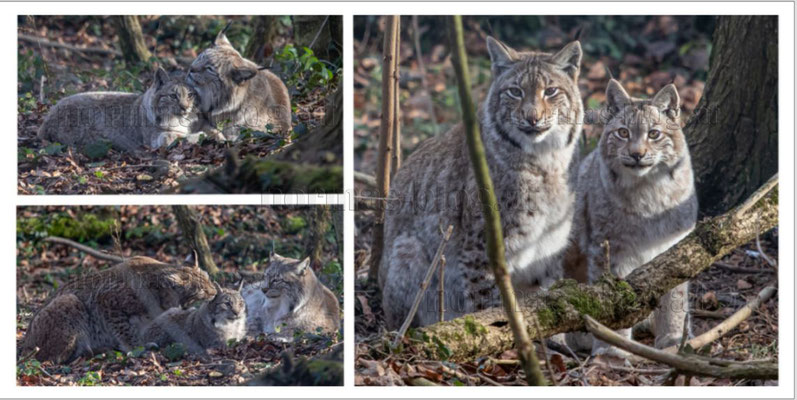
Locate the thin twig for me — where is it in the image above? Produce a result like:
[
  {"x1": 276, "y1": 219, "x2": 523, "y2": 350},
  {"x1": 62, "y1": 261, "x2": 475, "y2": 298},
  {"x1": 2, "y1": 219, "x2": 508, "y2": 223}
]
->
[
  {"x1": 438, "y1": 254, "x2": 446, "y2": 323},
  {"x1": 533, "y1": 317, "x2": 558, "y2": 386},
  {"x1": 392, "y1": 225, "x2": 454, "y2": 346},
  {"x1": 755, "y1": 214, "x2": 777, "y2": 270},
  {"x1": 411, "y1": 15, "x2": 438, "y2": 135},
  {"x1": 735, "y1": 173, "x2": 778, "y2": 218},
  {"x1": 17, "y1": 347, "x2": 40, "y2": 366},
  {"x1": 663, "y1": 285, "x2": 777, "y2": 353},
  {"x1": 585, "y1": 315, "x2": 777, "y2": 380}
]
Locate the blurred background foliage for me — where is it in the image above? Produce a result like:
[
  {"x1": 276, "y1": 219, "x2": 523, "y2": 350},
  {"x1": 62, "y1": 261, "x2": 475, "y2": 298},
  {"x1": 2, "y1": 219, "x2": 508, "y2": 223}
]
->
[{"x1": 353, "y1": 16, "x2": 714, "y2": 173}]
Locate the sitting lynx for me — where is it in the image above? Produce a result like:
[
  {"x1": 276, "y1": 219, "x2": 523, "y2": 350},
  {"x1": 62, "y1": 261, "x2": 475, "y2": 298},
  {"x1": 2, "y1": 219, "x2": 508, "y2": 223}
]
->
[
  {"x1": 140, "y1": 282, "x2": 246, "y2": 352},
  {"x1": 186, "y1": 31, "x2": 292, "y2": 140},
  {"x1": 38, "y1": 67, "x2": 205, "y2": 153},
  {"x1": 573, "y1": 79, "x2": 698, "y2": 357},
  {"x1": 379, "y1": 37, "x2": 583, "y2": 328},
  {"x1": 242, "y1": 254, "x2": 340, "y2": 339},
  {"x1": 21, "y1": 253, "x2": 218, "y2": 363}
]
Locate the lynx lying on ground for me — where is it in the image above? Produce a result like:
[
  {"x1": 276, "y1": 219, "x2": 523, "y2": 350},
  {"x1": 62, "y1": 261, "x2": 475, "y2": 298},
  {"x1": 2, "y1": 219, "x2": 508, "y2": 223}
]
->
[
  {"x1": 186, "y1": 31, "x2": 292, "y2": 140},
  {"x1": 242, "y1": 254, "x2": 340, "y2": 339},
  {"x1": 379, "y1": 37, "x2": 584, "y2": 328},
  {"x1": 140, "y1": 282, "x2": 246, "y2": 352},
  {"x1": 38, "y1": 67, "x2": 206, "y2": 152},
  {"x1": 573, "y1": 79, "x2": 698, "y2": 357},
  {"x1": 21, "y1": 249, "x2": 218, "y2": 364}
]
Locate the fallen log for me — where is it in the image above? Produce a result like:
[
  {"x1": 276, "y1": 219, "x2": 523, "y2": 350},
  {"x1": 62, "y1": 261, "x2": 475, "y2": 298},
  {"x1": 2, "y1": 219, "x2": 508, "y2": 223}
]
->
[{"x1": 374, "y1": 174, "x2": 778, "y2": 362}]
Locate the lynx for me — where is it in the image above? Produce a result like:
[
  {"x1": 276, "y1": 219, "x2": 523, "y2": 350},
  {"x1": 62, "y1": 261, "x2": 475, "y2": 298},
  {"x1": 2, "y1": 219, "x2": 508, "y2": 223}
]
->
[
  {"x1": 140, "y1": 282, "x2": 246, "y2": 352},
  {"x1": 21, "y1": 240, "x2": 218, "y2": 364},
  {"x1": 186, "y1": 31, "x2": 292, "y2": 140},
  {"x1": 573, "y1": 79, "x2": 698, "y2": 357},
  {"x1": 242, "y1": 254, "x2": 340, "y2": 339},
  {"x1": 379, "y1": 37, "x2": 584, "y2": 328},
  {"x1": 38, "y1": 67, "x2": 206, "y2": 153}
]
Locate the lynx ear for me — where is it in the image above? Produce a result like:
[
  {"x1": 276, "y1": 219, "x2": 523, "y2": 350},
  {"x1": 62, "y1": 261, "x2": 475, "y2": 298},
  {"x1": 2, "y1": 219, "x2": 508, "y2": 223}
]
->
[
  {"x1": 215, "y1": 31, "x2": 233, "y2": 48},
  {"x1": 213, "y1": 281, "x2": 223, "y2": 296},
  {"x1": 551, "y1": 41, "x2": 582, "y2": 79},
  {"x1": 651, "y1": 84, "x2": 681, "y2": 119},
  {"x1": 486, "y1": 36, "x2": 518, "y2": 76},
  {"x1": 153, "y1": 67, "x2": 170, "y2": 89},
  {"x1": 237, "y1": 280, "x2": 245, "y2": 292},
  {"x1": 270, "y1": 252, "x2": 286, "y2": 263},
  {"x1": 606, "y1": 79, "x2": 631, "y2": 114},
  {"x1": 231, "y1": 67, "x2": 258, "y2": 84},
  {"x1": 295, "y1": 257, "x2": 310, "y2": 276},
  {"x1": 191, "y1": 249, "x2": 200, "y2": 270}
]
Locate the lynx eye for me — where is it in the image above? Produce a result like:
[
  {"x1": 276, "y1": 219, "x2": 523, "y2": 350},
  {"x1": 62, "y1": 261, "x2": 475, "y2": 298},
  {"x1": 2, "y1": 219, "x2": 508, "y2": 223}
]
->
[
  {"x1": 648, "y1": 129, "x2": 662, "y2": 140},
  {"x1": 544, "y1": 87, "x2": 558, "y2": 96},
  {"x1": 616, "y1": 128, "x2": 630, "y2": 139},
  {"x1": 506, "y1": 87, "x2": 523, "y2": 99}
]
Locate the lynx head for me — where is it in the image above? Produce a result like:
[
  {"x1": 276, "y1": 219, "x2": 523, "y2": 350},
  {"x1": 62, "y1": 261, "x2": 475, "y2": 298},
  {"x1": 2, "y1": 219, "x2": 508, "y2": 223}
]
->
[
  {"x1": 262, "y1": 253, "x2": 313, "y2": 301},
  {"x1": 144, "y1": 67, "x2": 199, "y2": 134},
  {"x1": 163, "y1": 262, "x2": 218, "y2": 306},
  {"x1": 186, "y1": 31, "x2": 260, "y2": 114},
  {"x1": 600, "y1": 79, "x2": 687, "y2": 178},
  {"x1": 484, "y1": 37, "x2": 583, "y2": 152},
  {"x1": 205, "y1": 282, "x2": 246, "y2": 329}
]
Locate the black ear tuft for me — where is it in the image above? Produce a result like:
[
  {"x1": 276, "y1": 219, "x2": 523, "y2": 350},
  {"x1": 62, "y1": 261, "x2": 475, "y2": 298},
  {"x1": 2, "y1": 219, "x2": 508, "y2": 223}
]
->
[{"x1": 231, "y1": 67, "x2": 257, "y2": 84}]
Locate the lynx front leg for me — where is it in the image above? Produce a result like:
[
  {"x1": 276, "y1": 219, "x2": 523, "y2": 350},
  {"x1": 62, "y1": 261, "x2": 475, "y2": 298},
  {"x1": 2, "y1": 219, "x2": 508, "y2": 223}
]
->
[
  {"x1": 381, "y1": 234, "x2": 432, "y2": 330},
  {"x1": 653, "y1": 282, "x2": 691, "y2": 349}
]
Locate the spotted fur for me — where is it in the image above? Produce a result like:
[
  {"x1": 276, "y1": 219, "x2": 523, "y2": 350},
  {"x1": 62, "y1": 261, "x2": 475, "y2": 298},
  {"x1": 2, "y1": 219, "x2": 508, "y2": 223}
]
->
[
  {"x1": 38, "y1": 67, "x2": 203, "y2": 152},
  {"x1": 242, "y1": 254, "x2": 340, "y2": 339},
  {"x1": 186, "y1": 32, "x2": 292, "y2": 139},
  {"x1": 379, "y1": 37, "x2": 584, "y2": 329},
  {"x1": 572, "y1": 79, "x2": 698, "y2": 357},
  {"x1": 21, "y1": 257, "x2": 218, "y2": 363}
]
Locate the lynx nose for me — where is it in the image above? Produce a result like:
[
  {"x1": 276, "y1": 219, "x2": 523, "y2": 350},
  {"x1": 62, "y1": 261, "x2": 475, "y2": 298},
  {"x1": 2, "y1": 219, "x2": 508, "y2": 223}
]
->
[{"x1": 630, "y1": 151, "x2": 647, "y2": 162}]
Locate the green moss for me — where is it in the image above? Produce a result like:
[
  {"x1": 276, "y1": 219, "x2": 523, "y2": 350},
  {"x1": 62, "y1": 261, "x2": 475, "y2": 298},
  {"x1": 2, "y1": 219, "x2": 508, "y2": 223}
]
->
[
  {"x1": 254, "y1": 160, "x2": 342, "y2": 193},
  {"x1": 283, "y1": 216, "x2": 307, "y2": 234},
  {"x1": 536, "y1": 308, "x2": 556, "y2": 327},
  {"x1": 18, "y1": 213, "x2": 116, "y2": 241}
]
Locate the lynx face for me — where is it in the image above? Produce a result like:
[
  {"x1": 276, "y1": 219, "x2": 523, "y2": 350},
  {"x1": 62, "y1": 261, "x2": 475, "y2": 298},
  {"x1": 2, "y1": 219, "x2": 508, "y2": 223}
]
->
[
  {"x1": 145, "y1": 68, "x2": 199, "y2": 134},
  {"x1": 207, "y1": 286, "x2": 246, "y2": 329},
  {"x1": 262, "y1": 254, "x2": 311, "y2": 300},
  {"x1": 484, "y1": 38, "x2": 583, "y2": 151},
  {"x1": 600, "y1": 80, "x2": 686, "y2": 178},
  {"x1": 186, "y1": 32, "x2": 259, "y2": 115},
  {"x1": 165, "y1": 265, "x2": 218, "y2": 305}
]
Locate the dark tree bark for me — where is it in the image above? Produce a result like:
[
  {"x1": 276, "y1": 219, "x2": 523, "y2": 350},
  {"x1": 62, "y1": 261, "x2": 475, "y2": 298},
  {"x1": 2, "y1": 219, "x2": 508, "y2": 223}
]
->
[
  {"x1": 113, "y1": 16, "x2": 152, "y2": 64},
  {"x1": 294, "y1": 16, "x2": 332, "y2": 59},
  {"x1": 244, "y1": 16, "x2": 279, "y2": 64},
  {"x1": 307, "y1": 205, "x2": 331, "y2": 268},
  {"x1": 173, "y1": 205, "x2": 219, "y2": 276},
  {"x1": 686, "y1": 16, "x2": 778, "y2": 217}
]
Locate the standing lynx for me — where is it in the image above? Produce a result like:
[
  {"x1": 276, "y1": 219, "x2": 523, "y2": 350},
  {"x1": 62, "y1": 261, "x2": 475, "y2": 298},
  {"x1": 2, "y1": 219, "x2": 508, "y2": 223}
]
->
[
  {"x1": 186, "y1": 31, "x2": 292, "y2": 139},
  {"x1": 242, "y1": 254, "x2": 340, "y2": 339},
  {"x1": 38, "y1": 67, "x2": 204, "y2": 152},
  {"x1": 379, "y1": 37, "x2": 583, "y2": 328},
  {"x1": 21, "y1": 255, "x2": 218, "y2": 363},
  {"x1": 574, "y1": 79, "x2": 698, "y2": 356},
  {"x1": 140, "y1": 283, "x2": 246, "y2": 352}
]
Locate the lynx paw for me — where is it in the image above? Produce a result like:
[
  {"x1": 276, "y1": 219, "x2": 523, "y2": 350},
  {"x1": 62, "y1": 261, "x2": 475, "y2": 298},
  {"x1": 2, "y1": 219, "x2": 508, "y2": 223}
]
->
[
  {"x1": 654, "y1": 333, "x2": 685, "y2": 350},
  {"x1": 591, "y1": 345, "x2": 632, "y2": 360}
]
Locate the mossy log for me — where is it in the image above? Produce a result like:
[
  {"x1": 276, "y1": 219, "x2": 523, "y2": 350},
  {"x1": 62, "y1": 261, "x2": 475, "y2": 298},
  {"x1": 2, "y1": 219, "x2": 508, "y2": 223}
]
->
[{"x1": 375, "y1": 176, "x2": 777, "y2": 362}]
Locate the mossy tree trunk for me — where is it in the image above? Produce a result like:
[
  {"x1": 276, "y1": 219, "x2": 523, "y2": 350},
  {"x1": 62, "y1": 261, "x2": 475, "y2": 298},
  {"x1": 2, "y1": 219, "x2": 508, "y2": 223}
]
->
[
  {"x1": 244, "y1": 16, "x2": 279, "y2": 64},
  {"x1": 370, "y1": 177, "x2": 777, "y2": 362},
  {"x1": 686, "y1": 16, "x2": 778, "y2": 217},
  {"x1": 113, "y1": 16, "x2": 152, "y2": 64},
  {"x1": 173, "y1": 205, "x2": 219, "y2": 276}
]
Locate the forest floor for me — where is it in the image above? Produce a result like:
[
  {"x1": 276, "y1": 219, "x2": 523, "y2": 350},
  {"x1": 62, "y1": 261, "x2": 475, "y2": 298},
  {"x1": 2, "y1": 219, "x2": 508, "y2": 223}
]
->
[
  {"x1": 16, "y1": 205, "x2": 343, "y2": 386},
  {"x1": 17, "y1": 16, "x2": 337, "y2": 195},
  {"x1": 354, "y1": 207, "x2": 779, "y2": 386}
]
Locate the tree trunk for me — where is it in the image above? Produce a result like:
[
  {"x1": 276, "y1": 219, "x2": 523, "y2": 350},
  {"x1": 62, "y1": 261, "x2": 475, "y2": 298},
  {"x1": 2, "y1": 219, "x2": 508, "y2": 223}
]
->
[
  {"x1": 686, "y1": 16, "x2": 778, "y2": 217},
  {"x1": 113, "y1": 16, "x2": 151, "y2": 64},
  {"x1": 172, "y1": 205, "x2": 219, "y2": 276},
  {"x1": 244, "y1": 16, "x2": 279, "y2": 64},
  {"x1": 368, "y1": 16, "x2": 400, "y2": 284},
  {"x1": 307, "y1": 205, "x2": 331, "y2": 268},
  {"x1": 370, "y1": 177, "x2": 777, "y2": 362}
]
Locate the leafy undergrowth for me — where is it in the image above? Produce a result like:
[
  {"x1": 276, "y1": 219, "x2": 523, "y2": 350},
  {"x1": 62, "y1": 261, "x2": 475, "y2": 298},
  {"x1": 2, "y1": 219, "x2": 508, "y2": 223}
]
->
[
  {"x1": 18, "y1": 16, "x2": 339, "y2": 194},
  {"x1": 17, "y1": 205, "x2": 343, "y2": 386},
  {"x1": 354, "y1": 208, "x2": 779, "y2": 386}
]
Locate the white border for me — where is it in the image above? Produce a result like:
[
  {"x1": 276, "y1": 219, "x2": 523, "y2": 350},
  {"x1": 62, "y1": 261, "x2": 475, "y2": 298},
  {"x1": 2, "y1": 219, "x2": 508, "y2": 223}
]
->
[{"x1": 2, "y1": 2, "x2": 794, "y2": 398}]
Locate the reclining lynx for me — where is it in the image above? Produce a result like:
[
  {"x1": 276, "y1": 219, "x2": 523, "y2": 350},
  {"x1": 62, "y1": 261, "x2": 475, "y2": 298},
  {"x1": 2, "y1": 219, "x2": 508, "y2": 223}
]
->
[
  {"x1": 573, "y1": 79, "x2": 698, "y2": 356},
  {"x1": 186, "y1": 31, "x2": 292, "y2": 139},
  {"x1": 379, "y1": 37, "x2": 584, "y2": 328},
  {"x1": 21, "y1": 239, "x2": 218, "y2": 363},
  {"x1": 38, "y1": 67, "x2": 207, "y2": 152},
  {"x1": 141, "y1": 282, "x2": 246, "y2": 352},
  {"x1": 242, "y1": 254, "x2": 340, "y2": 339}
]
